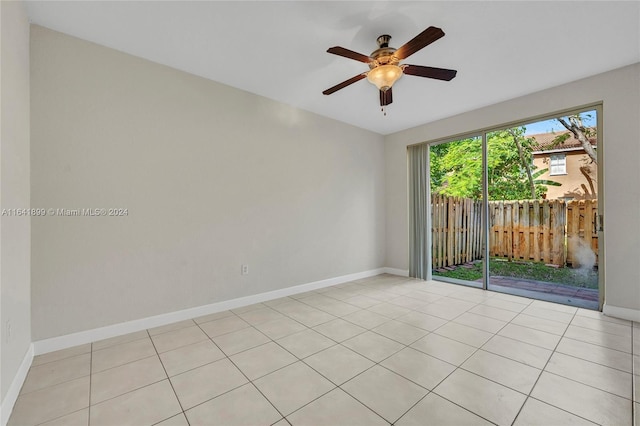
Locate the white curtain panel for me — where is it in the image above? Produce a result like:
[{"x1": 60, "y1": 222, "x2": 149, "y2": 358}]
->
[{"x1": 408, "y1": 143, "x2": 430, "y2": 279}]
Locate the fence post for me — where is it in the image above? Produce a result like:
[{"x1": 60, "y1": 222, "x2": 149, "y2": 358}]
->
[
  {"x1": 550, "y1": 200, "x2": 566, "y2": 266},
  {"x1": 532, "y1": 200, "x2": 540, "y2": 262},
  {"x1": 511, "y1": 201, "x2": 521, "y2": 261}
]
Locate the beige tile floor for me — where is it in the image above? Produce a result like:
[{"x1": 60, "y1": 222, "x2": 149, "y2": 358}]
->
[{"x1": 9, "y1": 275, "x2": 639, "y2": 426}]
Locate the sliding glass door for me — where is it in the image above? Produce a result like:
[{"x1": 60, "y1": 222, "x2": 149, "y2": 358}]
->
[
  {"x1": 429, "y1": 136, "x2": 484, "y2": 288},
  {"x1": 418, "y1": 106, "x2": 601, "y2": 309},
  {"x1": 486, "y1": 111, "x2": 599, "y2": 309}
]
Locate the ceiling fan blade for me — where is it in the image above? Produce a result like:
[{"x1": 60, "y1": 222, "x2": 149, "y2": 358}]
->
[
  {"x1": 379, "y1": 88, "x2": 393, "y2": 106},
  {"x1": 322, "y1": 73, "x2": 366, "y2": 95},
  {"x1": 327, "y1": 46, "x2": 372, "y2": 63},
  {"x1": 394, "y1": 26, "x2": 445, "y2": 60},
  {"x1": 403, "y1": 64, "x2": 457, "y2": 81}
]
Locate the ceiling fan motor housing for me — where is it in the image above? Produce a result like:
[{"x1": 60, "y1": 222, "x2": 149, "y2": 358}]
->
[{"x1": 370, "y1": 34, "x2": 398, "y2": 68}]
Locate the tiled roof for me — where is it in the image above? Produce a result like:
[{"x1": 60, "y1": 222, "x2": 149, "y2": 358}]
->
[{"x1": 529, "y1": 129, "x2": 597, "y2": 152}]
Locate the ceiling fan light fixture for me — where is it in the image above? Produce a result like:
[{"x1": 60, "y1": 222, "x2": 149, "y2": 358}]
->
[
  {"x1": 323, "y1": 27, "x2": 456, "y2": 106},
  {"x1": 367, "y1": 64, "x2": 403, "y2": 91}
]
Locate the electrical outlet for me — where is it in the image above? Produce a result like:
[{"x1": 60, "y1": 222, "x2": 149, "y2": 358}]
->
[{"x1": 241, "y1": 264, "x2": 249, "y2": 275}]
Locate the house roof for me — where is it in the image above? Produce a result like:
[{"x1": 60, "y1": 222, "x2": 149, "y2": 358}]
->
[{"x1": 529, "y1": 130, "x2": 597, "y2": 152}]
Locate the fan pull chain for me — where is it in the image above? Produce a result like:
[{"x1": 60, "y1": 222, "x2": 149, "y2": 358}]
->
[{"x1": 381, "y1": 106, "x2": 387, "y2": 116}]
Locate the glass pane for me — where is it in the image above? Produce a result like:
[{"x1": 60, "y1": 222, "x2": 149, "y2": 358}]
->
[
  {"x1": 430, "y1": 136, "x2": 484, "y2": 288},
  {"x1": 486, "y1": 110, "x2": 598, "y2": 309}
]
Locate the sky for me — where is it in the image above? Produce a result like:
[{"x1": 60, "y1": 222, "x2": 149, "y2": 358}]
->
[{"x1": 523, "y1": 110, "x2": 597, "y2": 135}]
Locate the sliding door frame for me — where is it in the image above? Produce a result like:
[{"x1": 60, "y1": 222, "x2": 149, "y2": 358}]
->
[
  {"x1": 418, "y1": 132, "x2": 485, "y2": 288},
  {"x1": 411, "y1": 102, "x2": 604, "y2": 309},
  {"x1": 481, "y1": 132, "x2": 489, "y2": 290}
]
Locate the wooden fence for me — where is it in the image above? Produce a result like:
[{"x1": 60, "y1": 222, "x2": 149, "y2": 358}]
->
[
  {"x1": 490, "y1": 199, "x2": 566, "y2": 265},
  {"x1": 431, "y1": 195, "x2": 598, "y2": 268},
  {"x1": 431, "y1": 195, "x2": 483, "y2": 268}
]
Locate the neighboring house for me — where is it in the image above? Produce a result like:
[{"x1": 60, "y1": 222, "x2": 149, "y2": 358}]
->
[{"x1": 530, "y1": 130, "x2": 597, "y2": 200}]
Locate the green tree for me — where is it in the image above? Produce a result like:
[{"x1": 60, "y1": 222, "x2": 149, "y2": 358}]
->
[
  {"x1": 507, "y1": 128, "x2": 536, "y2": 198},
  {"x1": 555, "y1": 113, "x2": 597, "y2": 164},
  {"x1": 487, "y1": 129, "x2": 544, "y2": 200},
  {"x1": 436, "y1": 139, "x2": 482, "y2": 198},
  {"x1": 430, "y1": 128, "x2": 558, "y2": 200},
  {"x1": 428, "y1": 142, "x2": 451, "y2": 194}
]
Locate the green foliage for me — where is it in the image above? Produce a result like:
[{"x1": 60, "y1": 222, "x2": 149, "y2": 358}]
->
[
  {"x1": 531, "y1": 168, "x2": 547, "y2": 179},
  {"x1": 534, "y1": 180, "x2": 562, "y2": 187},
  {"x1": 432, "y1": 137, "x2": 483, "y2": 199},
  {"x1": 432, "y1": 259, "x2": 598, "y2": 289},
  {"x1": 531, "y1": 168, "x2": 562, "y2": 186},
  {"x1": 429, "y1": 127, "x2": 557, "y2": 200},
  {"x1": 428, "y1": 142, "x2": 452, "y2": 195},
  {"x1": 551, "y1": 132, "x2": 572, "y2": 147},
  {"x1": 487, "y1": 129, "x2": 534, "y2": 200}
]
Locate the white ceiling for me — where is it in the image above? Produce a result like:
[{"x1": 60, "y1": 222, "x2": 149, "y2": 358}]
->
[{"x1": 25, "y1": 1, "x2": 640, "y2": 135}]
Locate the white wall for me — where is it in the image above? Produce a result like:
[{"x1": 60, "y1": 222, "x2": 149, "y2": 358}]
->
[
  {"x1": 0, "y1": 0, "x2": 32, "y2": 402},
  {"x1": 385, "y1": 63, "x2": 640, "y2": 317},
  {"x1": 30, "y1": 26, "x2": 385, "y2": 340}
]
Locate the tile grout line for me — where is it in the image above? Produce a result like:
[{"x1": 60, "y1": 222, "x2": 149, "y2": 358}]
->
[
  {"x1": 280, "y1": 388, "x2": 342, "y2": 424},
  {"x1": 400, "y1": 289, "x2": 603, "y2": 425},
  {"x1": 383, "y1": 291, "x2": 513, "y2": 425},
  {"x1": 91, "y1": 330, "x2": 150, "y2": 352},
  {"x1": 139, "y1": 282, "x2": 619, "y2": 424},
  {"x1": 91, "y1": 288, "x2": 560, "y2": 424},
  {"x1": 230, "y1": 314, "x2": 362, "y2": 424},
  {"x1": 316, "y1": 292, "x2": 490, "y2": 424},
  {"x1": 267, "y1": 289, "x2": 423, "y2": 424},
  {"x1": 69, "y1": 343, "x2": 177, "y2": 421},
  {"x1": 28, "y1": 346, "x2": 92, "y2": 368},
  {"x1": 145, "y1": 328, "x2": 189, "y2": 425},
  {"x1": 567, "y1": 321, "x2": 634, "y2": 339},
  {"x1": 316, "y1": 345, "x2": 408, "y2": 424},
  {"x1": 509, "y1": 307, "x2": 603, "y2": 426},
  {"x1": 511, "y1": 323, "x2": 631, "y2": 354},
  {"x1": 251, "y1": 301, "x2": 340, "y2": 332},
  {"x1": 536, "y1": 354, "x2": 635, "y2": 399},
  {"x1": 16, "y1": 354, "x2": 92, "y2": 398},
  {"x1": 551, "y1": 342, "x2": 634, "y2": 375},
  {"x1": 419, "y1": 290, "x2": 607, "y2": 426},
  {"x1": 91, "y1": 353, "x2": 159, "y2": 376},
  {"x1": 76, "y1": 377, "x2": 168, "y2": 413},
  {"x1": 3, "y1": 280, "x2": 380, "y2": 422},
  {"x1": 193, "y1": 317, "x2": 291, "y2": 424},
  {"x1": 406, "y1": 298, "x2": 522, "y2": 426},
  {"x1": 187, "y1": 292, "x2": 422, "y2": 423},
  {"x1": 376, "y1": 351, "x2": 467, "y2": 425},
  {"x1": 395, "y1": 390, "x2": 498, "y2": 426}
]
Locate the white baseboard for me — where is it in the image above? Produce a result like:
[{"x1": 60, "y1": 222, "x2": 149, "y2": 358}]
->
[
  {"x1": 383, "y1": 268, "x2": 409, "y2": 277},
  {"x1": 33, "y1": 268, "x2": 385, "y2": 355},
  {"x1": 1, "y1": 343, "x2": 34, "y2": 426},
  {"x1": 602, "y1": 303, "x2": 640, "y2": 323}
]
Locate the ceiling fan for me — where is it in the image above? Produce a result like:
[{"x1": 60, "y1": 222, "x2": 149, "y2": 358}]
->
[{"x1": 322, "y1": 26, "x2": 457, "y2": 112}]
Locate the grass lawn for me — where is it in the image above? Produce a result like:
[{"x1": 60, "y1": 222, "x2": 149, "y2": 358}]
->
[{"x1": 433, "y1": 258, "x2": 598, "y2": 289}]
